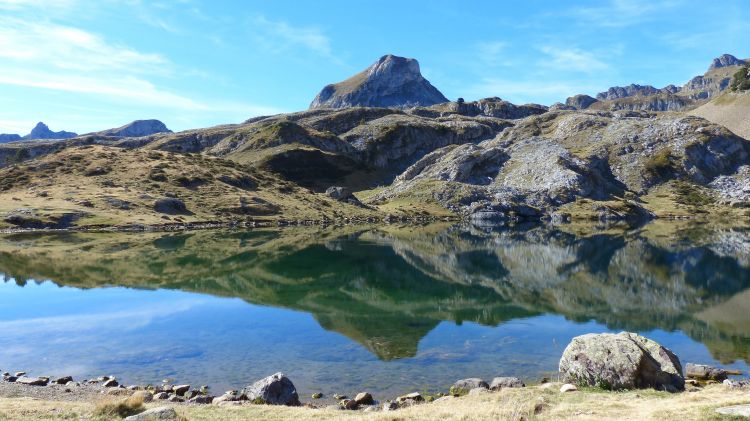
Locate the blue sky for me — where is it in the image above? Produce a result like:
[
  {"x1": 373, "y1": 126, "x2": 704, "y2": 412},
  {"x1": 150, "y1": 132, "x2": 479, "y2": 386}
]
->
[{"x1": 1, "y1": 0, "x2": 748, "y2": 134}]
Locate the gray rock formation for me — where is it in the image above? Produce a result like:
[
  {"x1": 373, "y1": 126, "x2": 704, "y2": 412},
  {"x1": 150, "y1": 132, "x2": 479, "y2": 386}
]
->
[
  {"x1": 310, "y1": 54, "x2": 448, "y2": 109},
  {"x1": 449, "y1": 378, "x2": 489, "y2": 396},
  {"x1": 489, "y1": 377, "x2": 525, "y2": 390},
  {"x1": 242, "y1": 372, "x2": 300, "y2": 406},
  {"x1": 596, "y1": 84, "x2": 663, "y2": 100},
  {"x1": 23, "y1": 122, "x2": 77, "y2": 140},
  {"x1": 565, "y1": 94, "x2": 598, "y2": 109},
  {"x1": 559, "y1": 332, "x2": 684, "y2": 391},
  {"x1": 98, "y1": 120, "x2": 171, "y2": 137},
  {"x1": 410, "y1": 97, "x2": 547, "y2": 119},
  {"x1": 709, "y1": 54, "x2": 746, "y2": 70}
]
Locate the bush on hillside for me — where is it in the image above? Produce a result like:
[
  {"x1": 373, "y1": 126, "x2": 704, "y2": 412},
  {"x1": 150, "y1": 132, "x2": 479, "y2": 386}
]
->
[{"x1": 730, "y1": 64, "x2": 750, "y2": 92}]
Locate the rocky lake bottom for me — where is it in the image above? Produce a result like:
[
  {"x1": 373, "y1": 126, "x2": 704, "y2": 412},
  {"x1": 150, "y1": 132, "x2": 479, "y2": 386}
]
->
[{"x1": 0, "y1": 222, "x2": 749, "y2": 401}]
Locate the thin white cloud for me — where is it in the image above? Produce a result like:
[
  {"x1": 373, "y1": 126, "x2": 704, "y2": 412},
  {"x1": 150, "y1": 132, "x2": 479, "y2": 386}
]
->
[
  {"x1": 538, "y1": 46, "x2": 609, "y2": 73},
  {"x1": 250, "y1": 15, "x2": 336, "y2": 60},
  {"x1": 569, "y1": 0, "x2": 682, "y2": 28}
]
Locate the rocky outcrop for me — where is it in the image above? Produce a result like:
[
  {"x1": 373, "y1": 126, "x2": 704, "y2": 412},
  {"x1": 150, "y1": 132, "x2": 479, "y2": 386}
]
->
[
  {"x1": 372, "y1": 110, "x2": 750, "y2": 219},
  {"x1": 97, "y1": 120, "x2": 171, "y2": 137},
  {"x1": 310, "y1": 55, "x2": 448, "y2": 109},
  {"x1": 596, "y1": 84, "x2": 664, "y2": 100},
  {"x1": 565, "y1": 94, "x2": 598, "y2": 110},
  {"x1": 709, "y1": 54, "x2": 746, "y2": 70},
  {"x1": 242, "y1": 373, "x2": 300, "y2": 406},
  {"x1": 410, "y1": 97, "x2": 547, "y2": 119},
  {"x1": 23, "y1": 122, "x2": 77, "y2": 140},
  {"x1": 559, "y1": 332, "x2": 684, "y2": 391}
]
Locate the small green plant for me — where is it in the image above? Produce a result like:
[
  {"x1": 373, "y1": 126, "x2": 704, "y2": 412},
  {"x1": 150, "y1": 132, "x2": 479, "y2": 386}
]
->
[{"x1": 645, "y1": 148, "x2": 676, "y2": 177}]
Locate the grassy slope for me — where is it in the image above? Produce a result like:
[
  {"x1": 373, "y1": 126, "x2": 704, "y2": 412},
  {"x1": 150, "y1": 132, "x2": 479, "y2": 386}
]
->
[
  {"x1": 0, "y1": 145, "x2": 377, "y2": 229},
  {"x1": 690, "y1": 91, "x2": 750, "y2": 139},
  {"x1": 1, "y1": 384, "x2": 748, "y2": 421}
]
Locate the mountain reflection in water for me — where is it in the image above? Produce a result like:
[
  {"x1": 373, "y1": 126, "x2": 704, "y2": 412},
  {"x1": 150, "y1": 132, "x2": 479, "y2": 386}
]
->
[{"x1": 1, "y1": 222, "x2": 749, "y2": 395}]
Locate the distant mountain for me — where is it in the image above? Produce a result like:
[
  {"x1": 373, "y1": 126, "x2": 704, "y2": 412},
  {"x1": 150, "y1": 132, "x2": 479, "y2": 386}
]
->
[
  {"x1": 566, "y1": 54, "x2": 749, "y2": 111},
  {"x1": 0, "y1": 134, "x2": 21, "y2": 144},
  {"x1": 310, "y1": 54, "x2": 449, "y2": 109},
  {"x1": 709, "y1": 53, "x2": 746, "y2": 70},
  {"x1": 0, "y1": 122, "x2": 77, "y2": 143},
  {"x1": 23, "y1": 122, "x2": 77, "y2": 140},
  {"x1": 95, "y1": 119, "x2": 171, "y2": 137}
]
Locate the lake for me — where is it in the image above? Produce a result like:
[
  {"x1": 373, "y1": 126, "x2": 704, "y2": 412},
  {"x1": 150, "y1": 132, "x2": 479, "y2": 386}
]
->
[{"x1": 1, "y1": 222, "x2": 749, "y2": 399}]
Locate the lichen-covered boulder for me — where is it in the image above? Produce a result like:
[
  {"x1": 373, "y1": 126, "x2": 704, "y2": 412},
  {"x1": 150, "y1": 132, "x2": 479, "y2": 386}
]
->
[
  {"x1": 559, "y1": 332, "x2": 684, "y2": 391},
  {"x1": 449, "y1": 378, "x2": 489, "y2": 396},
  {"x1": 242, "y1": 372, "x2": 300, "y2": 406}
]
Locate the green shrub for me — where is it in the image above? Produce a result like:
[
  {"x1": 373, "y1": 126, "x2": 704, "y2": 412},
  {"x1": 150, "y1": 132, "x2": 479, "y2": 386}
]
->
[
  {"x1": 645, "y1": 148, "x2": 676, "y2": 176},
  {"x1": 730, "y1": 64, "x2": 750, "y2": 92}
]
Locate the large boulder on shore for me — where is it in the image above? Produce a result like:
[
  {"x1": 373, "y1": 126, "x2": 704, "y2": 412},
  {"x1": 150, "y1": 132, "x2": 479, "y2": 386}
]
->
[
  {"x1": 242, "y1": 372, "x2": 300, "y2": 406},
  {"x1": 559, "y1": 332, "x2": 684, "y2": 391}
]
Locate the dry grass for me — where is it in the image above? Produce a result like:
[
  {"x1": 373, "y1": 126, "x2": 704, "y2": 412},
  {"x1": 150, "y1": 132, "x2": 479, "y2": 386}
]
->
[
  {"x1": 1, "y1": 384, "x2": 748, "y2": 421},
  {"x1": 690, "y1": 91, "x2": 750, "y2": 140},
  {"x1": 92, "y1": 394, "x2": 145, "y2": 419}
]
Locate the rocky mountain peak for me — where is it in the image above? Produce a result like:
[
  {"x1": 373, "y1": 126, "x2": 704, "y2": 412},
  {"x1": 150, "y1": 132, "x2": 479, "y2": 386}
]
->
[
  {"x1": 309, "y1": 54, "x2": 448, "y2": 109},
  {"x1": 24, "y1": 122, "x2": 77, "y2": 140},
  {"x1": 98, "y1": 119, "x2": 172, "y2": 137},
  {"x1": 709, "y1": 54, "x2": 746, "y2": 70}
]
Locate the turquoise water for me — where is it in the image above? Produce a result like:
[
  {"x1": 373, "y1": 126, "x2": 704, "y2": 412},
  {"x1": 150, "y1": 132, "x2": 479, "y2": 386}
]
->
[{"x1": 0, "y1": 224, "x2": 748, "y2": 399}]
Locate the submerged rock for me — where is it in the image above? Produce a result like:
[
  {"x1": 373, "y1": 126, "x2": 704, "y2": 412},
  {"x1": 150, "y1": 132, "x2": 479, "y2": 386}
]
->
[
  {"x1": 559, "y1": 332, "x2": 684, "y2": 391},
  {"x1": 241, "y1": 372, "x2": 300, "y2": 406}
]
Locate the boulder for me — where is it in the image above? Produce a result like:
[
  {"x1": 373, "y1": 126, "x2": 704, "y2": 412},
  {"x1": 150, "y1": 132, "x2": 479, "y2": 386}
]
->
[
  {"x1": 241, "y1": 372, "x2": 300, "y2": 406},
  {"x1": 52, "y1": 376, "x2": 74, "y2": 385},
  {"x1": 559, "y1": 332, "x2": 684, "y2": 391},
  {"x1": 450, "y1": 378, "x2": 489, "y2": 396},
  {"x1": 354, "y1": 392, "x2": 374, "y2": 405},
  {"x1": 103, "y1": 378, "x2": 119, "y2": 388},
  {"x1": 172, "y1": 384, "x2": 190, "y2": 396},
  {"x1": 489, "y1": 377, "x2": 525, "y2": 390},
  {"x1": 15, "y1": 376, "x2": 49, "y2": 386},
  {"x1": 187, "y1": 395, "x2": 214, "y2": 404},
  {"x1": 396, "y1": 392, "x2": 423, "y2": 405},
  {"x1": 124, "y1": 406, "x2": 178, "y2": 421}
]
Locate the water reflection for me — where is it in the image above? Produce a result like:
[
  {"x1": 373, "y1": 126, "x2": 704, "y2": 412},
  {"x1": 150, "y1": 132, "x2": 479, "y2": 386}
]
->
[{"x1": 0, "y1": 222, "x2": 749, "y2": 387}]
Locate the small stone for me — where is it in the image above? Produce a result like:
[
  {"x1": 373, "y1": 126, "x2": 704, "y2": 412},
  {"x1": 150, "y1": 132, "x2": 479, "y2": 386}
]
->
[
  {"x1": 724, "y1": 379, "x2": 749, "y2": 388},
  {"x1": 354, "y1": 392, "x2": 374, "y2": 405},
  {"x1": 396, "y1": 392, "x2": 423, "y2": 405},
  {"x1": 333, "y1": 393, "x2": 347, "y2": 400},
  {"x1": 560, "y1": 384, "x2": 578, "y2": 393},
  {"x1": 153, "y1": 392, "x2": 170, "y2": 400},
  {"x1": 166, "y1": 394, "x2": 184, "y2": 403},
  {"x1": 124, "y1": 406, "x2": 178, "y2": 421},
  {"x1": 53, "y1": 376, "x2": 73, "y2": 385},
  {"x1": 14, "y1": 372, "x2": 26, "y2": 377},
  {"x1": 173, "y1": 384, "x2": 190, "y2": 396},
  {"x1": 383, "y1": 401, "x2": 400, "y2": 411},
  {"x1": 340, "y1": 399, "x2": 358, "y2": 410},
  {"x1": 103, "y1": 379, "x2": 119, "y2": 388},
  {"x1": 188, "y1": 395, "x2": 214, "y2": 404},
  {"x1": 311, "y1": 392, "x2": 323, "y2": 399},
  {"x1": 715, "y1": 405, "x2": 750, "y2": 417},
  {"x1": 489, "y1": 377, "x2": 525, "y2": 390}
]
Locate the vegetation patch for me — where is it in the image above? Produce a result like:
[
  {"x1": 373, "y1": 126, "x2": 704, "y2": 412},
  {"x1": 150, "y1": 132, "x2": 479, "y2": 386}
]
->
[{"x1": 730, "y1": 64, "x2": 750, "y2": 92}]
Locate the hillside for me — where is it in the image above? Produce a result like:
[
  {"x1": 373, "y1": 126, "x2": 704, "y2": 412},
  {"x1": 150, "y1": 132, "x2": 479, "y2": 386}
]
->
[
  {"x1": 1, "y1": 53, "x2": 749, "y2": 230},
  {"x1": 691, "y1": 91, "x2": 750, "y2": 140}
]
